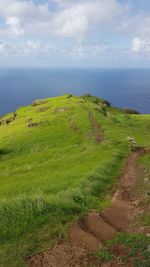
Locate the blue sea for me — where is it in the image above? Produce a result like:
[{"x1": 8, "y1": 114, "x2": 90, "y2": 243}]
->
[{"x1": 0, "y1": 68, "x2": 150, "y2": 115}]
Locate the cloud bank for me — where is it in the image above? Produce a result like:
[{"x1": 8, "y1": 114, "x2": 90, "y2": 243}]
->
[{"x1": 0, "y1": 0, "x2": 150, "y2": 67}]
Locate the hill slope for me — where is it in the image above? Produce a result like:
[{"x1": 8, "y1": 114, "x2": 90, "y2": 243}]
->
[{"x1": 0, "y1": 94, "x2": 150, "y2": 266}]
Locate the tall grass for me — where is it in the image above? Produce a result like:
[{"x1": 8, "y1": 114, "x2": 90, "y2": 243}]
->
[{"x1": 0, "y1": 150, "x2": 124, "y2": 242}]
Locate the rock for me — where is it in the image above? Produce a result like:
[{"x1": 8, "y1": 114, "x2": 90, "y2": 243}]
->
[
  {"x1": 38, "y1": 107, "x2": 49, "y2": 112},
  {"x1": 55, "y1": 107, "x2": 69, "y2": 113}
]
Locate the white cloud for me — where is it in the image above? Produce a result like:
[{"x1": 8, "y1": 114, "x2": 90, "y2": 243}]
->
[
  {"x1": 0, "y1": 0, "x2": 150, "y2": 66},
  {"x1": 5, "y1": 16, "x2": 24, "y2": 35},
  {"x1": 0, "y1": 0, "x2": 49, "y2": 18},
  {"x1": 52, "y1": 0, "x2": 127, "y2": 39},
  {"x1": 0, "y1": 41, "x2": 6, "y2": 51},
  {"x1": 132, "y1": 38, "x2": 142, "y2": 52},
  {"x1": 0, "y1": 0, "x2": 128, "y2": 38},
  {"x1": 22, "y1": 40, "x2": 54, "y2": 58},
  {"x1": 0, "y1": 0, "x2": 149, "y2": 41},
  {"x1": 132, "y1": 37, "x2": 150, "y2": 53},
  {"x1": 0, "y1": 0, "x2": 50, "y2": 36},
  {"x1": 26, "y1": 41, "x2": 41, "y2": 50},
  {"x1": 0, "y1": 40, "x2": 122, "y2": 60}
]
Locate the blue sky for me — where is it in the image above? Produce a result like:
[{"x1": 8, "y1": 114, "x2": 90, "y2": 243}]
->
[{"x1": 0, "y1": 0, "x2": 150, "y2": 68}]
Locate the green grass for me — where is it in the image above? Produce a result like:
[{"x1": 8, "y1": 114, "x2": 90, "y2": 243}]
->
[
  {"x1": 93, "y1": 248, "x2": 114, "y2": 262},
  {"x1": 92, "y1": 232, "x2": 150, "y2": 266},
  {"x1": 0, "y1": 94, "x2": 150, "y2": 266},
  {"x1": 138, "y1": 153, "x2": 150, "y2": 227},
  {"x1": 107, "y1": 233, "x2": 150, "y2": 267},
  {"x1": 93, "y1": 233, "x2": 150, "y2": 267}
]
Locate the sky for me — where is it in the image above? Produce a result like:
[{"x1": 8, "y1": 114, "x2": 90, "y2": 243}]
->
[{"x1": 0, "y1": 0, "x2": 150, "y2": 68}]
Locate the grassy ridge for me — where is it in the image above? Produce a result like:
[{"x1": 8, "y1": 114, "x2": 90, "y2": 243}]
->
[{"x1": 0, "y1": 94, "x2": 150, "y2": 266}]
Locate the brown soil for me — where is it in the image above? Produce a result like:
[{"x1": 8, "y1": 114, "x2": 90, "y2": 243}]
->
[
  {"x1": 28, "y1": 147, "x2": 150, "y2": 267},
  {"x1": 82, "y1": 212, "x2": 116, "y2": 241},
  {"x1": 89, "y1": 111, "x2": 104, "y2": 143}
]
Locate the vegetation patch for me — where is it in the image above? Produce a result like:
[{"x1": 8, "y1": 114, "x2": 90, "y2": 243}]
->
[
  {"x1": 93, "y1": 233, "x2": 150, "y2": 267},
  {"x1": 31, "y1": 100, "x2": 47, "y2": 106}
]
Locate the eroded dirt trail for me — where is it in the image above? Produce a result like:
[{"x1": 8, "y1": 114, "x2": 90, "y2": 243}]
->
[
  {"x1": 89, "y1": 111, "x2": 104, "y2": 143},
  {"x1": 28, "y1": 148, "x2": 150, "y2": 267}
]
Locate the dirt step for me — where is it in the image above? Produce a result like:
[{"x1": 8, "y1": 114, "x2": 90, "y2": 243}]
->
[
  {"x1": 70, "y1": 224, "x2": 102, "y2": 251},
  {"x1": 101, "y1": 207, "x2": 131, "y2": 230},
  {"x1": 29, "y1": 242, "x2": 89, "y2": 267},
  {"x1": 111, "y1": 200, "x2": 134, "y2": 212},
  {"x1": 82, "y1": 212, "x2": 116, "y2": 241}
]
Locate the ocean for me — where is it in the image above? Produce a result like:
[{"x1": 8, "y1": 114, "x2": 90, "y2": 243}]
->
[{"x1": 0, "y1": 68, "x2": 150, "y2": 115}]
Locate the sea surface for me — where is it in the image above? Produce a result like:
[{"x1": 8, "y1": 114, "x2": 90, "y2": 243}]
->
[{"x1": 0, "y1": 68, "x2": 150, "y2": 116}]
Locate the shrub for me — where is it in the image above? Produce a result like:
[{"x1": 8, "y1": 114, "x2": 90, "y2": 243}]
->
[
  {"x1": 31, "y1": 100, "x2": 47, "y2": 107},
  {"x1": 102, "y1": 99, "x2": 111, "y2": 107},
  {"x1": 124, "y1": 108, "x2": 140, "y2": 114},
  {"x1": 82, "y1": 93, "x2": 92, "y2": 97}
]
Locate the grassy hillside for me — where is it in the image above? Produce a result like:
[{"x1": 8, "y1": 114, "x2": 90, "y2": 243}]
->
[{"x1": 0, "y1": 94, "x2": 150, "y2": 266}]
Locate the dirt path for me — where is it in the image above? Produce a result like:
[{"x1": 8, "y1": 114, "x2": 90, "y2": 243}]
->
[
  {"x1": 89, "y1": 111, "x2": 104, "y2": 143},
  {"x1": 28, "y1": 148, "x2": 150, "y2": 267}
]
